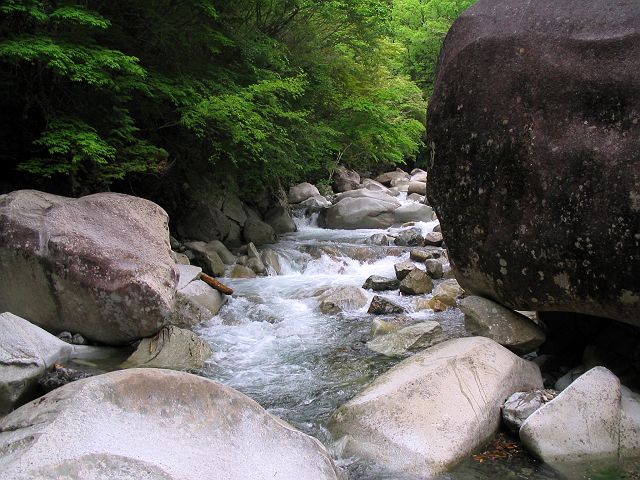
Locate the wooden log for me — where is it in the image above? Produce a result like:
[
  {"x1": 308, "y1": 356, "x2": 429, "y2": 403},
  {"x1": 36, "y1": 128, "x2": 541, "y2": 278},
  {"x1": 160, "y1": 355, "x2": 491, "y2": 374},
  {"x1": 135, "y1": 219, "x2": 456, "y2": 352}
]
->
[{"x1": 200, "y1": 273, "x2": 234, "y2": 295}]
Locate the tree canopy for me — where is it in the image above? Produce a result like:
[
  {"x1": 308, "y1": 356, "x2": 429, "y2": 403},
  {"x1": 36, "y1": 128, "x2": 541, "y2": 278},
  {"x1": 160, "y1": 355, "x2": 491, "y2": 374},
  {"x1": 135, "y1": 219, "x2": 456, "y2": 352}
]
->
[{"x1": 0, "y1": 0, "x2": 474, "y2": 195}]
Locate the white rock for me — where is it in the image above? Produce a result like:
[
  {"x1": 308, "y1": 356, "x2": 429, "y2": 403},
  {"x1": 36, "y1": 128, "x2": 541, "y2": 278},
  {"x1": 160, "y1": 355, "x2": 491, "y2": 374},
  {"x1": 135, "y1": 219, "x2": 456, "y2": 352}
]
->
[
  {"x1": 176, "y1": 264, "x2": 202, "y2": 290},
  {"x1": 621, "y1": 386, "x2": 640, "y2": 457},
  {"x1": 0, "y1": 369, "x2": 341, "y2": 480},
  {"x1": 393, "y1": 203, "x2": 434, "y2": 223},
  {"x1": 329, "y1": 337, "x2": 543, "y2": 477},
  {"x1": 173, "y1": 280, "x2": 226, "y2": 325},
  {"x1": 502, "y1": 389, "x2": 557, "y2": 432},
  {"x1": 520, "y1": 366, "x2": 621, "y2": 463}
]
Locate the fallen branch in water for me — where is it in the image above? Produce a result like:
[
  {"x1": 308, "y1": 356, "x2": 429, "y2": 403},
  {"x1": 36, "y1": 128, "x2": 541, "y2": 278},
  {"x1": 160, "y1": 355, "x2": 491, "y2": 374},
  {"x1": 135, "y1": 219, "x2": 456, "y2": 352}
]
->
[{"x1": 200, "y1": 273, "x2": 234, "y2": 295}]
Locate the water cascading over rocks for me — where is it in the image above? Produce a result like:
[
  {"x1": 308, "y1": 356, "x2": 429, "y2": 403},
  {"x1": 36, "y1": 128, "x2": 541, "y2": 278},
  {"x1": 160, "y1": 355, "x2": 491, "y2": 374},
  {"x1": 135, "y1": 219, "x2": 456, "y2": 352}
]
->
[{"x1": 427, "y1": 0, "x2": 640, "y2": 325}]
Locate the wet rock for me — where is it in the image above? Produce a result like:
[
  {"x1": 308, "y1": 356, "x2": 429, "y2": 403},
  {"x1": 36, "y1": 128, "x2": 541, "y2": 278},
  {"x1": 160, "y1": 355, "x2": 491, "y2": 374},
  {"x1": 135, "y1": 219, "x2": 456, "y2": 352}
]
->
[
  {"x1": 424, "y1": 259, "x2": 444, "y2": 279},
  {"x1": 502, "y1": 389, "x2": 558, "y2": 432},
  {"x1": 206, "y1": 240, "x2": 236, "y2": 265},
  {"x1": 265, "y1": 205, "x2": 297, "y2": 234},
  {"x1": 332, "y1": 166, "x2": 361, "y2": 192},
  {"x1": 367, "y1": 295, "x2": 405, "y2": 315},
  {"x1": 428, "y1": 0, "x2": 640, "y2": 326},
  {"x1": 394, "y1": 228, "x2": 424, "y2": 247},
  {"x1": 415, "y1": 296, "x2": 451, "y2": 312},
  {"x1": 399, "y1": 269, "x2": 433, "y2": 295},
  {"x1": 406, "y1": 193, "x2": 425, "y2": 203},
  {"x1": 246, "y1": 257, "x2": 267, "y2": 275},
  {"x1": 370, "y1": 317, "x2": 411, "y2": 337},
  {"x1": 423, "y1": 231, "x2": 443, "y2": 247},
  {"x1": 433, "y1": 279, "x2": 464, "y2": 300},
  {"x1": 289, "y1": 182, "x2": 321, "y2": 204},
  {"x1": 174, "y1": 280, "x2": 227, "y2": 324},
  {"x1": 460, "y1": 296, "x2": 546, "y2": 354},
  {"x1": 123, "y1": 326, "x2": 212, "y2": 371},
  {"x1": 375, "y1": 169, "x2": 409, "y2": 187},
  {"x1": 520, "y1": 367, "x2": 621, "y2": 463},
  {"x1": 394, "y1": 260, "x2": 417, "y2": 280},
  {"x1": 39, "y1": 366, "x2": 92, "y2": 393},
  {"x1": 408, "y1": 181, "x2": 427, "y2": 196},
  {"x1": 0, "y1": 190, "x2": 179, "y2": 345},
  {"x1": 243, "y1": 217, "x2": 277, "y2": 246},
  {"x1": 409, "y1": 248, "x2": 436, "y2": 262},
  {"x1": 184, "y1": 241, "x2": 225, "y2": 277},
  {"x1": 261, "y1": 249, "x2": 282, "y2": 275},
  {"x1": 365, "y1": 233, "x2": 390, "y2": 246},
  {"x1": 319, "y1": 286, "x2": 369, "y2": 314},
  {"x1": 0, "y1": 369, "x2": 342, "y2": 480},
  {"x1": 367, "y1": 321, "x2": 442, "y2": 356},
  {"x1": 230, "y1": 265, "x2": 257, "y2": 279},
  {"x1": 393, "y1": 203, "x2": 434, "y2": 224},
  {"x1": 329, "y1": 337, "x2": 543, "y2": 477},
  {"x1": 362, "y1": 275, "x2": 399, "y2": 292}
]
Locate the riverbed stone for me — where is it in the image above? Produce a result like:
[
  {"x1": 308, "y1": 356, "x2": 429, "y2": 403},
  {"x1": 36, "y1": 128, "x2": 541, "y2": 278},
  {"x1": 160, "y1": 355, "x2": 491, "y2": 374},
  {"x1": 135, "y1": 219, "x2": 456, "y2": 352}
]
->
[
  {"x1": 408, "y1": 181, "x2": 427, "y2": 195},
  {"x1": 433, "y1": 278, "x2": 464, "y2": 300},
  {"x1": 176, "y1": 264, "x2": 202, "y2": 290},
  {"x1": 243, "y1": 217, "x2": 277, "y2": 245},
  {"x1": 399, "y1": 269, "x2": 433, "y2": 295},
  {"x1": 424, "y1": 259, "x2": 444, "y2": 279},
  {"x1": 366, "y1": 321, "x2": 442, "y2": 356},
  {"x1": 520, "y1": 367, "x2": 621, "y2": 463},
  {"x1": 423, "y1": 231, "x2": 443, "y2": 247},
  {"x1": 362, "y1": 275, "x2": 399, "y2": 292},
  {"x1": 394, "y1": 228, "x2": 424, "y2": 247},
  {"x1": 332, "y1": 166, "x2": 360, "y2": 192},
  {"x1": 368, "y1": 295, "x2": 405, "y2": 315},
  {"x1": 0, "y1": 190, "x2": 180, "y2": 345},
  {"x1": 394, "y1": 260, "x2": 417, "y2": 280},
  {"x1": 319, "y1": 286, "x2": 369, "y2": 314},
  {"x1": 428, "y1": 0, "x2": 640, "y2": 327},
  {"x1": 393, "y1": 203, "x2": 434, "y2": 224},
  {"x1": 298, "y1": 195, "x2": 331, "y2": 211},
  {"x1": 38, "y1": 366, "x2": 92, "y2": 393},
  {"x1": 206, "y1": 240, "x2": 236, "y2": 265},
  {"x1": 174, "y1": 280, "x2": 226, "y2": 324},
  {"x1": 261, "y1": 249, "x2": 282, "y2": 275},
  {"x1": 173, "y1": 252, "x2": 190, "y2": 265},
  {"x1": 362, "y1": 178, "x2": 391, "y2": 193},
  {"x1": 410, "y1": 169, "x2": 428, "y2": 183},
  {"x1": 370, "y1": 318, "x2": 410, "y2": 337},
  {"x1": 375, "y1": 169, "x2": 409, "y2": 186},
  {"x1": 322, "y1": 190, "x2": 400, "y2": 230},
  {"x1": 289, "y1": 182, "x2": 321, "y2": 204},
  {"x1": 185, "y1": 241, "x2": 225, "y2": 277},
  {"x1": 123, "y1": 326, "x2": 213, "y2": 371},
  {"x1": 0, "y1": 369, "x2": 342, "y2": 480},
  {"x1": 265, "y1": 205, "x2": 297, "y2": 234},
  {"x1": 621, "y1": 386, "x2": 640, "y2": 458},
  {"x1": 329, "y1": 336, "x2": 543, "y2": 477},
  {"x1": 365, "y1": 233, "x2": 390, "y2": 246},
  {"x1": 502, "y1": 389, "x2": 558, "y2": 432},
  {"x1": 230, "y1": 264, "x2": 257, "y2": 279},
  {"x1": 460, "y1": 296, "x2": 546, "y2": 354}
]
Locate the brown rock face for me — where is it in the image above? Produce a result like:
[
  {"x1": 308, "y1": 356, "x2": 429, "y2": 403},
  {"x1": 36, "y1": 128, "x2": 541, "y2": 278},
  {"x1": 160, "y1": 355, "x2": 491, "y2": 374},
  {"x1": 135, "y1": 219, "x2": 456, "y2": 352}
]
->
[
  {"x1": 0, "y1": 190, "x2": 178, "y2": 345},
  {"x1": 428, "y1": 0, "x2": 640, "y2": 325}
]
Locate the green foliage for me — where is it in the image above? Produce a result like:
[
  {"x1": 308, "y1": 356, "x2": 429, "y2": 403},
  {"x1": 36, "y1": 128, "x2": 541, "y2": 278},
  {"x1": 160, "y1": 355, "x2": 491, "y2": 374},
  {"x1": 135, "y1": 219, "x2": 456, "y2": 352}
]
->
[{"x1": 0, "y1": 0, "x2": 473, "y2": 194}]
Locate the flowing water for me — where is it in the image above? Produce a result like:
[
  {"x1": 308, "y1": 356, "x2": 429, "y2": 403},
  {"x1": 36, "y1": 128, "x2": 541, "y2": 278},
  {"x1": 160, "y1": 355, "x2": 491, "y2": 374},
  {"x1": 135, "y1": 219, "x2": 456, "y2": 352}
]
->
[{"x1": 195, "y1": 199, "x2": 634, "y2": 480}]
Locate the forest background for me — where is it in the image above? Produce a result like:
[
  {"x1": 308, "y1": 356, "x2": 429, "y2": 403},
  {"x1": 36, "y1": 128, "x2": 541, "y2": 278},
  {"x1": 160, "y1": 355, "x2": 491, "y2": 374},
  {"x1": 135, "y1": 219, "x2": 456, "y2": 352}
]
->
[{"x1": 0, "y1": 0, "x2": 473, "y2": 200}]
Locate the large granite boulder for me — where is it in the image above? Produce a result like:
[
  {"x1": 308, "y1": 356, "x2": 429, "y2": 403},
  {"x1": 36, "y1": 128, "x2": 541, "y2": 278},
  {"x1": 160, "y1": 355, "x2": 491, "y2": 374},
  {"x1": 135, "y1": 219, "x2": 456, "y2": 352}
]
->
[
  {"x1": 0, "y1": 190, "x2": 179, "y2": 345},
  {"x1": 289, "y1": 182, "x2": 320, "y2": 204},
  {"x1": 329, "y1": 337, "x2": 543, "y2": 477},
  {"x1": 427, "y1": 0, "x2": 640, "y2": 325},
  {"x1": 332, "y1": 166, "x2": 361, "y2": 192},
  {"x1": 321, "y1": 191, "x2": 401, "y2": 229},
  {"x1": 0, "y1": 369, "x2": 341, "y2": 480}
]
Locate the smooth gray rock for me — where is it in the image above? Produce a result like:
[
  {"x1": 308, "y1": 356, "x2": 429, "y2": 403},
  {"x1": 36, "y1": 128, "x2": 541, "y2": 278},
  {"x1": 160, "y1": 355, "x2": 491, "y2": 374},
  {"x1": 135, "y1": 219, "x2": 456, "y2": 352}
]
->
[
  {"x1": 222, "y1": 195, "x2": 247, "y2": 226},
  {"x1": 230, "y1": 265, "x2": 257, "y2": 278},
  {"x1": 424, "y1": 259, "x2": 444, "y2": 279},
  {"x1": 289, "y1": 182, "x2": 321, "y2": 204},
  {"x1": 460, "y1": 296, "x2": 546, "y2": 354},
  {"x1": 0, "y1": 190, "x2": 179, "y2": 345},
  {"x1": 174, "y1": 280, "x2": 226, "y2": 325},
  {"x1": 123, "y1": 326, "x2": 213, "y2": 371},
  {"x1": 298, "y1": 195, "x2": 331, "y2": 210},
  {"x1": 265, "y1": 206, "x2": 297, "y2": 234},
  {"x1": 408, "y1": 181, "x2": 427, "y2": 195},
  {"x1": 0, "y1": 369, "x2": 342, "y2": 480},
  {"x1": 362, "y1": 178, "x2": 391, "y2": 193},
  {"x1": 520, "y1": 367, "x2": 621, "y2": 463},
  {"x1": 332, "y1": 166, "x2": 360, "y2": 192},
  {"x1": 261, "y1": 249, "x2": 282, "y2": 275},
  {"x1": 319, "y1": 286, "x2": 369, "y2": 314},
  {"x1": 375, "y1": 169, "x2": 409, "y2": 186},
  {"x1": 394, "y1": 260, "x2": 417, "y2": 280},
  {"x1": 367, "y1": 321, "x2": 442, "y2": 356},
  {"x1": 322, "y1": 195, "x2": 400, "y2": 230},
  {"x1": 393, "y1": 203, "x2": 434, "y2": 224},
  {"x1": 410, "y1": 170, "x2": 428, "y2": 183},
  {"x1": 206, "y1": 240, "x2": 236, "y2": 265},
  {"x1": 243, "y1": 217, "x2": 277, "y2": 246},
  {"x1": 329, "y1": 337, "x2": 543, "y2": 477}
]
